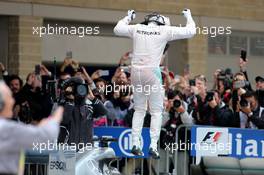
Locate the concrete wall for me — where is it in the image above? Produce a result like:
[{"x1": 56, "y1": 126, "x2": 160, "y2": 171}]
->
[
  {"x1": 4, "y1": 0, "x2": 264, "y2": 20},
  {"x1": 0, "y1": 16, "x2": 8, "y2": 66},
  {"x1": 8, "y1": 16, "x2": 42, "y2": 79},
  {"x1": 42, "y1": 35, "x2": 132, "y2": 64}
]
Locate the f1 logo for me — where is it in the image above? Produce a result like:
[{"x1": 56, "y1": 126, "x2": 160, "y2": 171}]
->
[{"x1": 202, "y1": 132, "x2": 222, "y2": 144}]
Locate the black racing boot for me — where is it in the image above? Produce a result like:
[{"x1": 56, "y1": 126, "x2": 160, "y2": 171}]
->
[
  {"x1": 131, "y1": 146, "x2": 144, "y2": 156},
  {"x1": 149, "y1": 147, "x2": 160, "y2": 159}
]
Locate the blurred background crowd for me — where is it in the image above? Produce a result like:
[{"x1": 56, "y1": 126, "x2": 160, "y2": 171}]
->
[
  {"x1": 0, "y1": 48, "x2": 264, "y2": 174},
  {"x1": 1, "y1": 1, "x2": 264, "y2": 175},
  {"x1": 1, "y1": 47, "x2": 263, "y2": 135}
]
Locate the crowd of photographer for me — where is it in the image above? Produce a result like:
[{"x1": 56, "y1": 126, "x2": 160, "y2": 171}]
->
[
  {"x1": 1, "y1": 49, "x2": 264, "y2": 136},
  {"x1": 0, "y1": 48, "x2": 264, "y2": 174},
  {"x1": 159, "y1": 57, "x2": 264, "y2": 138}
]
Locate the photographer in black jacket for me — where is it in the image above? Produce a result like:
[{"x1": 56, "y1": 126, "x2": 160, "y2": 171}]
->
[
  {"x1": 207, "y1": 90, "x2": 237, "y2": 127},
  {"x1": 188, "y1": 74, "x2": 212, "y2": 125},
  {"x1": 161, "y1": 90, "x2": 193, "y2": 147},
  {"x1": 239, "y1": 91, "x2": 264, "y2": 129},
  {"x1": 255, "y1": 76, "x2": 264, "y2": 107},
  {"x1": 159, "y1": 89, "x2": 193, "y2": 174},
  {"x1": 15, "y1": 72, "x2": 53, "y2": 123},
  {"x1": 58, "y1": 77, "x2": 108, "y2": 148}
]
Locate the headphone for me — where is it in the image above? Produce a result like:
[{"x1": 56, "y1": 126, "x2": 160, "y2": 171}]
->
[{"x1": 0, "y1": 91, "x2": 4, "y2": 112}]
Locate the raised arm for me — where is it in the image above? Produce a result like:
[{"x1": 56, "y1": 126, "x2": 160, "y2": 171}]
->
[
  {"x1": 166, "y1": 9, "x2": 196, "y2": 41},
  {"x1": 113, "y1": 10, "x2": 136, "y2": 38},
  {"x1": 1, "y1": 107, "x2": 63, "y2": 152}
]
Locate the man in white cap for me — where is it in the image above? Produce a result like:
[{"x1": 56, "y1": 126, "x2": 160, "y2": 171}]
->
[{"x1": 114, "y1": 9, "x2": 196, "y2": 158}]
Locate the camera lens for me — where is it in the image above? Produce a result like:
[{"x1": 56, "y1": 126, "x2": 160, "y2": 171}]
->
[
  {"x1": 173, "y1": 99, "x2": 182, "y2": 108},
  {"x1": 76, "y1": 84, "x2": 88, "y2": 97},
  {"x1": 240, "y1": 98, "x2": 248, "y2": 108},
  {"x1": 189, "y1": 79, "x2": 195, "y2": 86},
  {"x1": 206, "y1": 92, "x2": 214, "y2": 102}
]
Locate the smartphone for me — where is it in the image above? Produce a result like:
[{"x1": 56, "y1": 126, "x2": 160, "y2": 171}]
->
[
  {"x1": 99, "y1": 70, "x2": 109, "y2": 77},
  {"x1": 35, "y1": 65, "x2": 41, "y2": 75},
  {"x1": 66, "y1": 51, "x2": 72, "y2": 59},
  {"x1": 184, "y1": 64, "x2": 190, "y2": 74},
  {"x1": 120, "y1": 66, "x2": 130, "y2": 73},
  {"x1": 240, "y1": 50, "x2": 247, "y2": 61},
  {"x1": 128, "y1": 52, "x2": 133, "y2": 59}
]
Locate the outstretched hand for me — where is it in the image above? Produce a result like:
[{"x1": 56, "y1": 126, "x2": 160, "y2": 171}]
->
[
  {"x1": 239, "y1": 58, "x2": 248, "y2": 71},
  {"x1": 38, "y1": 107, "x2": 64, "y2": 126},
  {"x1": 182, "y1": 8, "x2": 192, "y2": 18},
  {"x1": 0, "y1": 62, "x2": 5, "y2": 72},
  {"x1": 127, "y1": 9, "x2": 136, "y2": 21},
  {"x1": 51, "y1": 107, "x2": 64, "y2": 123}
]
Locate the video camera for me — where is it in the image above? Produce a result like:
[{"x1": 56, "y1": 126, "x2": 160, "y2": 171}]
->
[
  {"x1": 205, "y1": 91, "x2": 215, "y2": 102},
  {"x1": 60, "y1": 77, "x2": 89, "y2": 105}
]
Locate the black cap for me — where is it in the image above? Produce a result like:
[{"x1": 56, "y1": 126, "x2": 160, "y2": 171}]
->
[{"x1": 255, "y1": 76, "x2": 264, "y2": 82}]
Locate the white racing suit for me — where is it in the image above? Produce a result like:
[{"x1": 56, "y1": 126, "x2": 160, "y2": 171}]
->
[{"x1": 114, "y1": 14, "x2": 196, "y2": 150}]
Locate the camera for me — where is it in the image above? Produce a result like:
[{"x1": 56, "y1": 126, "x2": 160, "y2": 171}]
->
[
  {"x1": 205, "y1": 92, "x2": 215, "y2": 102},
  {"x1": 240, "y1": 98, "x2": 249, "y2": 108},
  {"x1": 173, "y1": 99, "x2": 182, "y2": 108},
  {"x1": 60, "y1": 77, "x2": 88, "y2": 104},
  {"x1": 241, "y1": 50, "x2": 247, "y2": 62},
  {"x1": 189, "y1": 79, "x2": 195, "y2": 86},
  {"x1": 35, "y1": 64, "x2": 41, "y2": 75},
  {"x1": 75, "y1": 83, "x2": 88, "y2": 98}
]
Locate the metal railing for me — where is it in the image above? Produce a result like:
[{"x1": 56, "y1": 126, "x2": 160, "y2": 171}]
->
[
  {"x1": 174, "y1": 124, "x2": 193, "y2": 175},
  {"x1": 25, "y1": 150, "x2": 49, "y2": 175},
  {"x1": 24, "y1": 125, "x2": 194, "y2": 175}
]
